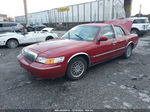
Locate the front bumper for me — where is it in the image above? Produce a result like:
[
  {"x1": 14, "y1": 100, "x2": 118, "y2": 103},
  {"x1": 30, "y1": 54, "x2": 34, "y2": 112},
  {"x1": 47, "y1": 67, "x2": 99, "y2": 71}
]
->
[
  {"x1": 0, "y1": 41, "x2": 6, "y2": 46},
  {"x1": 140, "y1": 30, "x2": 150, "y2": 34},
  {"x1": 17, "y1": 54, "x2": 67, "y2": 79}
]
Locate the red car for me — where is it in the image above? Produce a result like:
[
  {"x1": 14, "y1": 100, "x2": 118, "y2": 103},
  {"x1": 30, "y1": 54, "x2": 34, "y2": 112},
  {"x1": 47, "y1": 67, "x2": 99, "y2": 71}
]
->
[{"x1": 17, "y1": 19, "x2": 138, "y2": 80}]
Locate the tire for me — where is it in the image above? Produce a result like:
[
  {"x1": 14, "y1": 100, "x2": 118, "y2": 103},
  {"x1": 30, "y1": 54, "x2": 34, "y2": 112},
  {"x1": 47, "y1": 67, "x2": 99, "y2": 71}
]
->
[
  {"x1": 66, "y1": 57, "x2": 87, "y2": 80},
  {"x1": 123, "y1": 45, "x2": 133, "y2": 58},
  {"x1": 6, "y1": 39, "x2": 19, "y2": 48},
  {"x1": 46, "y1": 36, "x2": 54, "y2": 41},
  {"x1": 131, "y1": 29, "x2": 139, "y2": 36}
]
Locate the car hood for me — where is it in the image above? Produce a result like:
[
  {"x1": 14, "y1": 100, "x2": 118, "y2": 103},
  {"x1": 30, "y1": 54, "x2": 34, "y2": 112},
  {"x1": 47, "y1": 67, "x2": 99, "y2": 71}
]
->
[{"x1": 27, "y1": 39, "x2": 92, "y2": 57}]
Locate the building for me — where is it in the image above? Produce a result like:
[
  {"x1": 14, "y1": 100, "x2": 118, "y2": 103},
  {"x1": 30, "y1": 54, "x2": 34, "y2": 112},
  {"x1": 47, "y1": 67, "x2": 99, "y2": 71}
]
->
[{"x1": 0, "y1": 14, "x2": 7, "y2": 22}]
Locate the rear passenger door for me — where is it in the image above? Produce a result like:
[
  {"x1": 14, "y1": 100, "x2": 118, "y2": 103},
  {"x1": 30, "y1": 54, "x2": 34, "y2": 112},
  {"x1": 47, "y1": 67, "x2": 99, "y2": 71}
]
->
[{"x1": 113, "y1": 26, "x2": 127, "y2": 55}]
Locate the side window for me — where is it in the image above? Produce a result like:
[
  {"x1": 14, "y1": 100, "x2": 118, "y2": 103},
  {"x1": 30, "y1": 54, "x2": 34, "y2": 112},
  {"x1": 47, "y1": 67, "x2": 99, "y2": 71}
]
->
[
  {"x1": 120, "y1": 28, "x2": 125, "y2": 36},
  {"x1": 3, "y1": 23, "x2": 10, "y2": 27},
  {"x1": 146, "y1": 19, "x2": 149, "y2": 23},
  {"x1": 133, "y1": 20, "x2": 138, "y2": 23},
  {"x1": 100, "y1": 26, "x2": 114, "y2": 39},
  {"x1": 0, "y1": 24, "x2": 2, "y2": 27},
  {"x1": 11, "y1": 23, "x2": 17, "y2": 27},
  {"x1": 114, "y1": 26, "x2": 125, "y2": 37},
  {"x1": 133, "y1": 19, "x2": 145, "y2": 23}
]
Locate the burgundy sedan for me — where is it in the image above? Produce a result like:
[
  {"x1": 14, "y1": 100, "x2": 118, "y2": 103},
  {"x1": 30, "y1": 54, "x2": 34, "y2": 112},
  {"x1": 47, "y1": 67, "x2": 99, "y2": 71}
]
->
[{"x1": 18, "y1": 19, "x2": 138, "y2": 80}]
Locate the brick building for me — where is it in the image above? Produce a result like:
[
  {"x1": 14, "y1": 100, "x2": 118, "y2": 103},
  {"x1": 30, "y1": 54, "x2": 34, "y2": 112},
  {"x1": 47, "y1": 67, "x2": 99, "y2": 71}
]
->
[{"x1": 0, "y1": 14, "x2": 7, "y2": 21}]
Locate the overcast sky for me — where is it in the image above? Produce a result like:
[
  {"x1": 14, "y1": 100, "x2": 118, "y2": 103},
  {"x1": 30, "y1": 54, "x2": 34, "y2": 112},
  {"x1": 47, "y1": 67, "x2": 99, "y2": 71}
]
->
[{"x1": 0, "y1": 0, "x2": 149, "y2": 17}]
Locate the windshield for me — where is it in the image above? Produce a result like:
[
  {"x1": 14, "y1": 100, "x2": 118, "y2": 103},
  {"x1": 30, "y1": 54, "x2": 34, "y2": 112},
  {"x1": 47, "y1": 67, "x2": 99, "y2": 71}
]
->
[{"x1": 62, "y1": 26, "x2": 100, "y2": 41}]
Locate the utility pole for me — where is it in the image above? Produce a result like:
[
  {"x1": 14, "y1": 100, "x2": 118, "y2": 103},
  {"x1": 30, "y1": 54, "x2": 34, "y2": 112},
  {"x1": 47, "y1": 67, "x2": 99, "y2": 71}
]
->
[
  {"x1": 23, "y1": 0, "x2": 28, "y2": 26},
  {"x1": 139, "y1": 4, "x2": 142, "y2": 16}
]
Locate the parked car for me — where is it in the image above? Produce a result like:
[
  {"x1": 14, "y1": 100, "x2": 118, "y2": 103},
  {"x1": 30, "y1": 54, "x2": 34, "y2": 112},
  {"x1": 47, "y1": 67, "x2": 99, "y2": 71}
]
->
[
  {"x1": 0, "y1": 22, "x2": 24, "y2": 32},
  {"x1": 0, "y1": 28, "x2": 58, "y2": 48},
  {"x1": 130, "y1": 17, "x2": 150, "y2": 36},
  {"x1": 18, "y1": 19, "x2": 138, "y2": 80},
  {"x1": 27, "y1": 24, "x2": 46, "y2": 32}
]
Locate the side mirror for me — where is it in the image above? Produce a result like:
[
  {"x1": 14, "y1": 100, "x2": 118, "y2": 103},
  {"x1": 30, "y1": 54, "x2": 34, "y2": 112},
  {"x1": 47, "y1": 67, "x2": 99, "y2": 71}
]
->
[{"x1": 98, "y1": 36, "x2": 108, "y2": 42}]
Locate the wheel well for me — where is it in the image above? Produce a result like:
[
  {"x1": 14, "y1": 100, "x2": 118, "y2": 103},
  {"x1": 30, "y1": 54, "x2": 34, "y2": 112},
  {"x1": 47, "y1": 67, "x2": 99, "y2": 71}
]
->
[
  {"x1": 131, "y1": 28, "x2": 139, "y2": 32},
  {"x1": 68, "y1": 54, "x2": 90, "y2": 66},
  {"x1": 46, "y1": 36, "x2": 54, "y2": 39},
  {"x1": 129, "y1": 43, "x2": 134, "y2": 49},
  {"x1": 6, "y1": 38, "x2": 19, "y2": 45}
]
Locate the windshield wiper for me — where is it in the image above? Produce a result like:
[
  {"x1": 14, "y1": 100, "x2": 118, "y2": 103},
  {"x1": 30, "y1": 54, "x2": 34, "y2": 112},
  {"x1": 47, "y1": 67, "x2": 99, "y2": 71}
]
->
[{"x1": 74, "y1": 34, "x2": 84, "y2": 40}]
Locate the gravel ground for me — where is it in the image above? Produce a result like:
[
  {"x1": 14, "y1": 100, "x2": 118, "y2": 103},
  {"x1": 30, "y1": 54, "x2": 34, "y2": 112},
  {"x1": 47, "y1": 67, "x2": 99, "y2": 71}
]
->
[{"x1": 0, "y1": 32, "x2": 150, "y2": 109}]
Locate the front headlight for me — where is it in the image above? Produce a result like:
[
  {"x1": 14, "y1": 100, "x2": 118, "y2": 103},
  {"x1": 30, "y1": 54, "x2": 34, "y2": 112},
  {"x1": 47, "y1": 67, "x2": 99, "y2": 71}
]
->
[
  {"x1": 36, "y1": 56, "x2": 65, "y2": 64},
  {"x1": 21, "y1": 48, "x2": 29, "y2": 55},
  {"x1": 21, "y1": 48, "x2": 25, "y2": 55}
]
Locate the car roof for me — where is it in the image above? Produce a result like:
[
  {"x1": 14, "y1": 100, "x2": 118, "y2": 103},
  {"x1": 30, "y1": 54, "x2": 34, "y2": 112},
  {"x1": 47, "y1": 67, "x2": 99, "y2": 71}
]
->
[
  {"x1": 130, "y1": 17, "x2": 148, "y2": 20},
  {"x1": 79, "y1": 23, "x2": 110, "y2": 27}
]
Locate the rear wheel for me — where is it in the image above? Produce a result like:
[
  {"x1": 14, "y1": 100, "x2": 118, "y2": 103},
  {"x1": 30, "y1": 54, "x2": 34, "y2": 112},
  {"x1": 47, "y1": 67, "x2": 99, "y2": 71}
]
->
[
  {"x1": 123, "y1": 45, "x2": 133, "y2": 58},
  {"x1": 131, "y1": 29, "x2": 139, "y2": 36},
  {"x1": 6, "y1": 39, "x2": 19, "y2": 48},
  {"x1": 46, "y1": 36, "x2": 54, "y2": 40},
  {"x1": 66, "y1": 57, "x2": 87, "y2": 80}
]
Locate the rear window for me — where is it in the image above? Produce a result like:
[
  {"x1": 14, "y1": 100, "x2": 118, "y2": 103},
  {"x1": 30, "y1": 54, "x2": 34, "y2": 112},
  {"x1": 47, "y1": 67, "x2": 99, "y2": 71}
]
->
[
  {"x1": 10, "y1": 23, "x2": 17, "y2": 26},
  {"x1": 133, "y1": 19, "x2": 146, "y2": 23}
]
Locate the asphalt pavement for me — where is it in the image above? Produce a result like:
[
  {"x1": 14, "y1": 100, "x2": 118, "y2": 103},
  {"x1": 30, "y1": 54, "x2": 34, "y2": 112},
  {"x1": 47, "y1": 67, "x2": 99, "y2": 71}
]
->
[{"x1": 0, "y1": 32, "x2": 150, "y2": 109}]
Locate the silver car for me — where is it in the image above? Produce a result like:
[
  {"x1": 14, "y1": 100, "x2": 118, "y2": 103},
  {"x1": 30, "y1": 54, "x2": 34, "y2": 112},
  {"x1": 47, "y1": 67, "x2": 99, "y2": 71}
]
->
[{"x1": 0, "y1": 22, "x2": 24, "y2": 32}]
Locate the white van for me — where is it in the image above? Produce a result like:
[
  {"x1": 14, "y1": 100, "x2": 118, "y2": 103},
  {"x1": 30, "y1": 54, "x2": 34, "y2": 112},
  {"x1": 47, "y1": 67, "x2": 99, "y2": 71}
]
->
[
  {"x1": 130, "y1": 17, "x2": 150, "y2": 36},
  {"x1": 0, "y1": 22, "x2": 24, "y2": 32}
]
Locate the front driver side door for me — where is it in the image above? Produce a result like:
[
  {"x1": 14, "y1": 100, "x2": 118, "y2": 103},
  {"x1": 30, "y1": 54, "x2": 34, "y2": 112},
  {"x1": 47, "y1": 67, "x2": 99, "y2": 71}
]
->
[
  {"x1": 93, "y1": 26, "x2": 117, "y2": 63},
  {"x1": 34, "y1": 31, "x2": 47, "y2": 42},
  {"x1": 20, "y1": 32, "x2": 37, "y2": 44}
]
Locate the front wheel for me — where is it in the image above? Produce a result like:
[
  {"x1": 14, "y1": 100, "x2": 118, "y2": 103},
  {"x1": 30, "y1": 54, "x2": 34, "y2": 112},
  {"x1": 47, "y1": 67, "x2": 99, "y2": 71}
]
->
[
  {"x1": 6, "y1": 39, "x2": 19, "y2": 48},
  {"x1": 66, "y1": 57, "x2": 87, "y2": 80},
  {"x1": 123, "y1": 45, "x2": 133, "y2": 58}
]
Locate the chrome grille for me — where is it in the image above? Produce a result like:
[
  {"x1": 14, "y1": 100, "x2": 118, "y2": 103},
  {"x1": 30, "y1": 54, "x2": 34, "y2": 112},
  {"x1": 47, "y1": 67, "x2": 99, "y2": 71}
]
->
[{"x1": 23, "y1": 49, "x2": 37, "y2": 62}]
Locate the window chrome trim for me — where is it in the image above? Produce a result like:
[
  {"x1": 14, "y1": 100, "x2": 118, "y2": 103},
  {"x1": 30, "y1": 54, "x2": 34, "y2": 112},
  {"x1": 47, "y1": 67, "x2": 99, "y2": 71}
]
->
[
  {"x1": 93, "y1": 47, "x2": 126, "y2": 58},
  {"x1": 30, "y1": 65, "x2": 62, "y2": 70}
]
